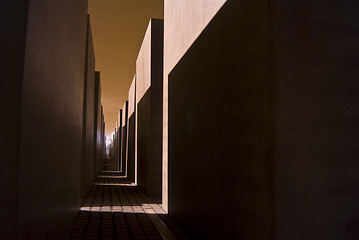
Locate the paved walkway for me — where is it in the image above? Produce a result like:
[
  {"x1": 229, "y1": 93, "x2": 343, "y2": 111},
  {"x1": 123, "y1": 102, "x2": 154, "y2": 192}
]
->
[{"x1": 68, "y1": 171, "x2": 190, "y2": 240}]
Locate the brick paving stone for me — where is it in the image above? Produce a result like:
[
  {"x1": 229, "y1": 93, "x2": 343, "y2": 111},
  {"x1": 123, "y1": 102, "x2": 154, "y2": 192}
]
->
[{"x1": 67, "y1": 171, "x2": 190, "y2": 240}]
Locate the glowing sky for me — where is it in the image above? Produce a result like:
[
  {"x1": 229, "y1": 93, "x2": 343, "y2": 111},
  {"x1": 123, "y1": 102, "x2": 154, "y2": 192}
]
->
[{"x1": 88, "y1": 0, "x2": 164, "y2": 135}]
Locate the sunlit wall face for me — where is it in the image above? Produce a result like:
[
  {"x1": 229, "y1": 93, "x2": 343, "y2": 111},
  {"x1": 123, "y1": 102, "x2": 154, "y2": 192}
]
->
[
  {"x1": 162, "y1": 0, "x2": 227, "y2": 212},
  {"x1": 88, "y1": 0, "x2": 164, "y2": 136}
]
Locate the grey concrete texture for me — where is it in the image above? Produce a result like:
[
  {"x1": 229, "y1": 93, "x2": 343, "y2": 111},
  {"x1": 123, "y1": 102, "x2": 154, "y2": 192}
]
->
[
  {"x1": 136, "y1": 23, "x2": 151, "y2": 103},
  {"x1": 168, "y1": 1, "x2": 272, "y2": 239},
  {"x1": 121, "y1": 101, "x2": 129, "y2": 175},
  {"x1": 0, "y1": 0, "x2": 29, "y2": 238},
  {"x1": 114, "y1": 116, "x2": 118, "y2": 170},
  {"x1": 167, "y1": 0, "x2": 359, "y2": 239},
  {"x1": 115, "y1": 118, "x2": 119, "y2": 171},
  {"x1": 127, "y1": 77, "x2": 136, "y2": 182},
  {"x1": 129, "y1": 76, "x2": 136, "y2": 115},
  {"x1": 117, "y1": 110, "x2": 123, "y2": 171},
  {"x1": 163, "y1": 0, "x2": 226, "y2": 77},
  {"x1": 162, "y1": 0, "x2": 227, "y2": 211},
  {"x1": 102, "y1": 118, "x2": 106, "y2": 162},
  {"x1": 271, "y1": 1, "x2": 359, "y2": 239},
  {"x1": 0, "y1": 0, "x2": 90, "y2": 239},
  {"x1": 112, "y1": 113, "x2": 119, "y2": 171},
  {"x1": 113, "y1": 128, "x2": 117, "y2": 169},
  {"x1": 136, "y1": 19, "x2": 164, "y2": 203},
  {"x1": 137, "y1": 89, "x2": 155, "y2": 197},
  {"x1": 94, "y1": 71, "x2": 103, "y2": 177},
  {"x1": 127, "y1": 114, "x2": 136, "y2": 182},
  {"x1": 81, "y1": 14, "x2": 96, "y2": 199},
  {"x1": 101, "y1": 106, "x2": 106, "y2": 169},
  {"x1": 119, "y1": 128, "x2": 122, "y2": 171}
]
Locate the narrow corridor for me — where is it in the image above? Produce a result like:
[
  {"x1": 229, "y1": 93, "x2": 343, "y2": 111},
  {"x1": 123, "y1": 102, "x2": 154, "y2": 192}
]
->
[{"x1": 68, "y1": 172, "x2": 190, "y2": 240}]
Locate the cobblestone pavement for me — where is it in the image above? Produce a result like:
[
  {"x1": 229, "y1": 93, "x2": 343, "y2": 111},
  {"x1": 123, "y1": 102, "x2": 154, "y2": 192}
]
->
[{"x1": 68, "y1": 171, "x2": 190, "y2": 240}]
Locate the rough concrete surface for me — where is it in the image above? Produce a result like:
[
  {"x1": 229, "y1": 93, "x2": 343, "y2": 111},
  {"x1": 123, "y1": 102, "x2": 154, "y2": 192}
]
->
[
  {"x1": 0, "y1": 0, "x2": 30, "y2": 238},
  {"x1": 127, "y1": 77, "x2": 136, "y2": 182},
  {"x1": 81, "y1": 15, "x2": 96, "y2": 200},
  {"x1": 136, "y1": 19, "x2": 163, "y2": 203},
  {"x1": 16, "y1": 0, "x2": 89, "y2": 239},
  {"x1": 121, "y1": 101, "x2": 128, "y2": 175},
  {"x1": 167, "y1": 0, "x2": 359, "y2": 239},
  {"x1": 94, "y1": 71, "x2": 103, "y2": 178},
  {"x1": 168, "y1": 1, "x2": 271, "y2": 239},
  {"x1": 163, "y1": 0, "x2": 227, "y2": 211}
]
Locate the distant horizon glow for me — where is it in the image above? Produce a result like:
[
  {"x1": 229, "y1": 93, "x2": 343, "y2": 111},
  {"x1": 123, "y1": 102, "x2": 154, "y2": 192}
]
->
[{"x1": 106, "y1": 131, "x2": 114, "y2": 149}]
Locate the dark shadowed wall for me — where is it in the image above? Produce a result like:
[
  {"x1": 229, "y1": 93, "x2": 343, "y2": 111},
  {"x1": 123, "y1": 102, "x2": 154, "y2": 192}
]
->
[
  {"x1": 116, "y1": 110, "x2": 123, "y2": 171},
  {"x1": 121, "y1": 101, "x2": 128, "y2": 175},
  {"x1": 167, "y1": 0, "x2": 359, "y2": 239},
  {"x1": 271, "y1": 1, "x2": 359, "y2": 239},
  {"x1": 137, "y1": 89, "x2": 151, "y2": 190},
  {"x1": 168, "y1": 1, "x2": 272, "y2": 239},
  {"x1": 94, "y1": 71, "x2": 102, "y2": 177},
  {"x1": 162, "y1": 0, "x2": 226, "y2": 211},
  {"x1": 136, "y1": 19, "x2": 163, "y2": 203},
  {"x1": 0, "y1": 0, "x2": 89, "y2": 239},
  {"x1": 102, "y1": 112, "x2": 106, "y2": 164},
  {"x1": 0, "y1": 0, "x2": 30, "y2": 238},
  {"x1": 127, "y1": 77, "x2": 136, "y2": 182},
  {"x1": 113, "y1": 128, "x2": 117, "y2": 169},
  {"x1": 81, "y1": 15, "x2": 96, "y2": 199},
  {"x1": 128, "y1": 115, "x2": 136, "y2": 182},
  {"x1": 114, "y1": 117, "x2": 120, "y2": 171}
]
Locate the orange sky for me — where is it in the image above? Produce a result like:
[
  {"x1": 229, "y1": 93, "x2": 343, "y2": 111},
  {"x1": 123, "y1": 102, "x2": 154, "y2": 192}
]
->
[{"x1": 88, "y1": 0, "x2": 164, "y2": 136}]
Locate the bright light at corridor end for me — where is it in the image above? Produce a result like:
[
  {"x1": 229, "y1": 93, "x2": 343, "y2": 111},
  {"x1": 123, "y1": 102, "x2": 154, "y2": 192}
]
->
[{"x1": 106, "y1": 131, "x2": 114, "y2": 149}]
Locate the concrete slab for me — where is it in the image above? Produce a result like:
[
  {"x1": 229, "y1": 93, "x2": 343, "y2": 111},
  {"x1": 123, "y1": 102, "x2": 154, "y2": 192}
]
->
[
  {"x1": 163, "y1": 0, "x2": 227, "y2": 211},
  {"x1": 81, "y1": 15, "x2": 96, "y2": 200},
  {"x1": 166, "y1": 0, "x2": 359, "y2": 239},
  {"x1": 0, "y1": 1, "x2": 29, "y2": 238},
  {"x1": 271, "y1": 1, "x2": 359, "y2": 239},
  {"x1": 121, "y1": 101, "x2": 128, "y2": 176},
  {"x1": 136, "y1": 19, "x2": 164, "y2": 203},
  {"x1": 116, "y1": 110, "x2": 122, "y2": 171},
  {"x1": 127, "y1": 76, "x2": 136, "y2": 183},
  {"x1": 129, "y1": 75, "x2": 136, "y2": 116},
  {"x1": 167, "y1": 2, "x2": 271, "y2": 238},
  {"x1": 0, "y1": 0, "x2": 89, "y2": 239},
  {"x1": 94, "y1": 71, "x2": 102, "y2": 178},
  {"x1": 113, "y1": 128, "x2": 117, "y2": 170},
  {"x1": 101, "y1": 106, "x2": 106, "y2": 169}
]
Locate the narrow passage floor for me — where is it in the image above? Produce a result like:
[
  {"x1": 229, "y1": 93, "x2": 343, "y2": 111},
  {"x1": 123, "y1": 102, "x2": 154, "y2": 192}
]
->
[{"x1": 68, "y1": 171, "x2": 190, "y2": 240}]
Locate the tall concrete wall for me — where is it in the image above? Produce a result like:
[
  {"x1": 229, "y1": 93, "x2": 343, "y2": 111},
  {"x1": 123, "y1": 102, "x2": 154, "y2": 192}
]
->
[
  {"x1": 81, "y1": 15, "x2": 96, "y2": 198},
  {"x1": 168, "y1": 1, "x2": 271, "y2": 239},
  {"x1": 271, "y1": 1, "x2": 359, "y2": 239},
  {"x1": 102, "y1": 112, "x2": 106, "y2": 165},
  {"x1": 163, "y1": 0, "x2": 227, "y2": 211},
  {"x1": 114, "y1": 121, "x2": 117, "y2": 170},
  {"x1": 94, "y1": 71, "x2": 102, "y2": 177},
  {"x1": 0, "y1": 0, "x2": 29, "y2": 238},
  {"x1": 137, "y1": 19, "x2": 164, "y2": 203},
  {"x1": 121, "y1": 101, "x2": 128, "y2": 175},
  {"x1": 118, "y1": 116, "x2": 121, "y2": 171},
  {"x1": 118, "y1": 110, "x2": 123, "y2": 171},
  {"x1": 167, "y1": 0, "x2": 359, "y2": 239},
  {"x1": 127, "y1": 76, "x2": 136, "y2": 182},
  {"x1": 0, "y1": 0, "x2": 89, "y2": 239},
  {"x1": 113, "y1": 128, "x2": 117, "y2": 170},
  {"x1": 164, "y1": 0, "x2": 227, "y2": 76}
]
